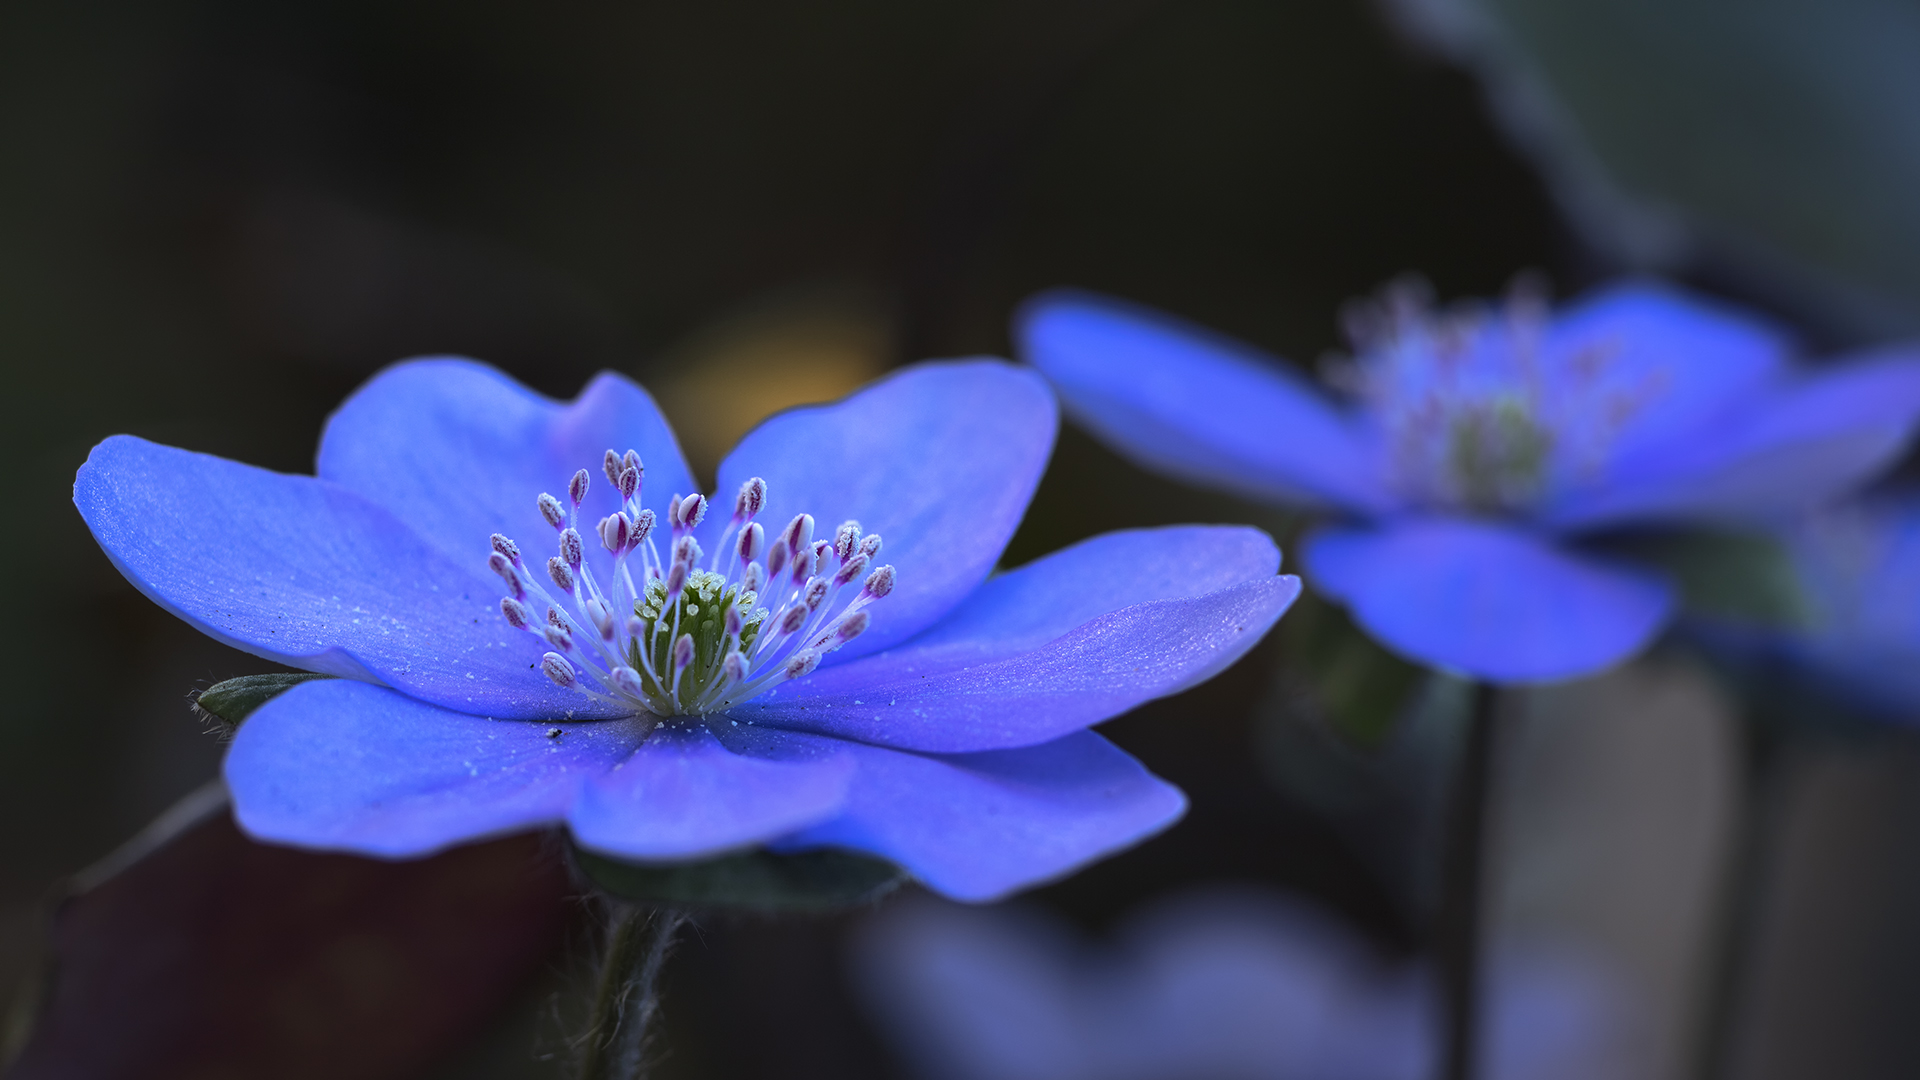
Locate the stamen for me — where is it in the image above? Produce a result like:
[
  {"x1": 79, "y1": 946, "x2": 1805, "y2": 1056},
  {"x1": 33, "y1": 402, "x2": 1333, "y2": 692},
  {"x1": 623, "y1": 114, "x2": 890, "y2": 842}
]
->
[{"x1": 491, "y1": 473, "x2": 897, "y2": 718}]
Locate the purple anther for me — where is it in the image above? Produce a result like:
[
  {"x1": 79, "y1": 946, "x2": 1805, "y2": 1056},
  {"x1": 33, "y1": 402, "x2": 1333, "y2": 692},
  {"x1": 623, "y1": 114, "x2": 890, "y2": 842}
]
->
[
  {"x1": 721, "y1": 650, "x2": 747, "y2": 683},
  {"x1": 766, "y1": 539, "x2": 789, "y2": 578},
  {"x1": 619, "y1": 466, "x2": 640, "y2": 502},
  {"x1": 858, "y1": 533, "x2": 883, "y2": 560},
  {"x1": 738, "y1": 521, "x2": 765, "y2": 564},
  {"x1": 667, "y1": 495, "x2": 684, "y2": 530},
  {"x1": 488, "y1": 553, "x2": 526, "y2": 600},
  {"x1": 500, "y1": 597, "x2": 531, "y2": 630},
  {"x1": 681, "y1": 493, "x2": 708, "y2": 529},
  {"x1": 834, "y1": 553, "x2": 870, "y2": 589},
  {"x1": 540, "y1": 653, "x2": 577, "y2": 688},
  {"x1": 724, "y1": 605, "x2": 743, "y2": 637},
  {"x1": 603, "y1": 449, "x2": 624, "y2": 485},
  {"x1": 742, "y1": 562, "x2": 766, "y2": 595},
  {"x1": 784, "y1": 650, "x2": 820, "y2": 680},
  {"x1": 795, "y1": 539, "x2": 828, "y2": 585},
  {"x1": 538, "y1": 493, "x2": 567, "y2": 529},
  {"x1": 547, "y1": 556, "x2": 576, "y2": 594},
  {"x1": 542, "y1": 624, "x2": 573, "y2": 652},
  {"x1": 559, "y1": 528, "x2": 585, "y2": 570},
  {"x1": 631, "y1": 508, "x2": 656, "y2": 546},
  {"x1": 862, "y1": 564, "x2": 896, "y2": 599},
  {"x1": 781, "y1": 513, "x2": 815, "y2": 558},
  {"x1": 568, "y1": 468, "x2": 591, "y2": 508},
  {"x1": 671, "y1": 535, "x2": 699, "y2": 570},
  {"x1": 665, "y1": 562, "x2": 687, "y2": 601},
  {"x1": 547, "y1": 606, "x2": 568, "y2": 630},
  {"x1": 803, "y1": 576, "x2": 829, "y2": 611},
  {"x1": 610, "y1": 665, "x2": 645, "y2": 698},
  {"x1": 672, "y1": 633, "x2": 695, "y2": 671},
  {"x1": 779, "y1": 604, "x2": 808, "y2": 635},
  {"x1": 490, "y1": 533, "x2": 521, "y2": 563},
  {"x1": 599, "y1": 513, "x2": 630, "y2": 554},
  {"x1": 623, "y1": 449, "x2": 643, "y2": 477},
  {"x1": 835, "y1": 610, "x2": 871, "y2": 643},
  {"x1": 625, "y1": 615, "x2": 646, "y2": 637},
  {"x1": 833, "y1": 521, "x2": 861, "y2": 563},
  {"x1": 585, "y1": 598, "x2": 615, "y2": 641},
  {"x1": 735, "y1": 477, "x2": 767, "y2": 521}
]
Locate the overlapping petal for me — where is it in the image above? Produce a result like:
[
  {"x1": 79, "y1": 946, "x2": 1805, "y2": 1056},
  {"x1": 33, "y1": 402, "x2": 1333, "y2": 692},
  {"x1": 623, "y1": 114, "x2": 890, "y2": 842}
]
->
[
  {"x1": 74, "y1": 436, "x2": 610, "y2": 718},
  {"x1": 1017, "y1": 289, "x2": 1391, "y2": 513},
  {"x1": 1544, "y1": 280, "x2": 1793, "y2": 464},
  {"x1": 227, "y1": 678, "x2": 641, "y2": 856},
  {"x1": 318, "y1": 358, "x2": 698, "y2": 569},
  {"x1": 1305, "y1": 519, "x2": 1672, "y2": 683},
  {"x1": 710, "y1": 359, "x2": 1057, "y2": 660},
  {"x1": 730, "y1": 565, "x2": 1300, "y2": 753},
  {"x1": 775, "y1": 729, "x2": 1186, "y2": 902},
  {"x1": 1546, "y1": 347, "x2": 1920, "y2": 530},
  {"x1": 568, "y1": 720, "x2": 853, "y2": 861}
]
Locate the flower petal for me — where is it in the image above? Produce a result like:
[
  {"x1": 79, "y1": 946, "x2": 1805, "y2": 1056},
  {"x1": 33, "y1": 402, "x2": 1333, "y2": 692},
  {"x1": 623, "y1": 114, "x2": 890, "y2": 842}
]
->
[
  {"x1": 567, "y1": 719, "x2": 853, "y2": 861},
  {"x1": 74, "y1": 435, "x2": 608, "y2": 718},
  {"x1": 1545, "y1": 280, "x2": 1793, "y2": 464},
  {"x1": 228, "y1": 678, "x2": 642, "y2": 857},
  {"x1": 1017, "y1": 289, "x2": 1391, "y2": 513},
  {"x1": 1546, "y1": 347, "x2": 1920, "y2": 530},
  {"x1": 729, "y1": 560, "x2": 1301, "y2": 753},
  {"x1": 317, "y1": 358, "x2": 698, "y2": 568},
  {"x1": 710, "y1": 360, "x2": 1057, "y2": 659},
  {"x1": 1305, "y1": 519, "x2": 1673, "y2": 683},
  {"x1": 774, "y1": 729, "x2": 1186, "y2": 902}
]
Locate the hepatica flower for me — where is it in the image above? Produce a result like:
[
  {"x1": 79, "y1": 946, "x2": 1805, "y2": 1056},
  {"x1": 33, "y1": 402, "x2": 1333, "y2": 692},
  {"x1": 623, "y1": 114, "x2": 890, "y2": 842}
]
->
[
  {"x1": 1019, "y1": 281, "x2": 1920, "y2": 682},
  {"x1": 73, "y1": 359, "x2": 1298, "y2": 900}
]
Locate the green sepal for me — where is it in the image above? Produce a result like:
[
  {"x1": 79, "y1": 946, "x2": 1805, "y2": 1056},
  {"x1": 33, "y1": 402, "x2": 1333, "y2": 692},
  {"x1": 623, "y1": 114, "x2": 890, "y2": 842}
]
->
[
  {"x1": 573, "y1": 845, "x2": 908, "y2": 914},
  {"x1": 192, "y1": 673, "x2": 336, "y2": 734},
  {"x1": 1595, "y1": 529, "x2": 1810, "y2": 628}
]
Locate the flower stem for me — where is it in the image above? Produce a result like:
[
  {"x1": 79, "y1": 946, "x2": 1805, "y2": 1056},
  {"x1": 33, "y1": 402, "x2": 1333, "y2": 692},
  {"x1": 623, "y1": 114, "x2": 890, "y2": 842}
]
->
[
  {"x1": 1437, "y1": 681, "x2": 1499, "y2": 1080},
  {"x1": 576, "y1": 904, "x2": 689, "y2": 1080},
  {"x1": 1690, "y1": 717, "x2": 1788, "y2": 1080}
]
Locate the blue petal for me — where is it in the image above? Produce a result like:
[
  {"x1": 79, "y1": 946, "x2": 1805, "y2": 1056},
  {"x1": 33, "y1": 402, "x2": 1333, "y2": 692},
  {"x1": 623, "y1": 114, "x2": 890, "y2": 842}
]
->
[
  {"x1": 1305, "y1": 519, "x2": 1673, "y2": 683},
  {"x1": 318, "y1": 358, "x2": 698, "y2": 568},
  {"x1": 1546, "y1": 346, "x2": 1920, "y2": 530},
  {"x1": 710, "y1": 360, "x2": 1057, "y2": 660},
  {"x1": 228, "y1": 679, "x2": 643, "y2": 856},
  {"x1": 728, "y1": 528, "x2": 1300, "y2": 751},
  {"x1": 1017, "y1": 289, "x2": 1392, "y2": 513},
  {"x1": 1545, "y1": 280, "x2": 1793, "y2": 465},
  {"x1": 567, "y1": 719, "x2": 853, "y2": 861},
  {"x1": 774, "y1": 729, "x2": 1185, "y2": 902},
  {"x1": 75, "y1": 435, "x2": 610, "y2": 719}
]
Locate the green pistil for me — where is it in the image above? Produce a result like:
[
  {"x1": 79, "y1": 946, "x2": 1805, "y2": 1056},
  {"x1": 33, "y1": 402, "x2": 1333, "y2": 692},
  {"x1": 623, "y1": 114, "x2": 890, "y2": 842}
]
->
[
  {"x1": 627, "y1": 571, "x2": 765, "y2": 713},
  {"x1": 1447, "y1": 396, "x2": 1554, "y2": 511}
]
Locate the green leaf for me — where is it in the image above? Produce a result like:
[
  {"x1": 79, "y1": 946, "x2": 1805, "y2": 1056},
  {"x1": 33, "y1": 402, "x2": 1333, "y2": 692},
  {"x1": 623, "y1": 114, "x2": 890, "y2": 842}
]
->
[
  {"x1": 574, "y1": 846, "x2": 907, "y2": 914},
  {"x1": 191, "y1": 673, "x2": 335, "y2": 734},
  {"x1": 1280, "y1": 590, "x2": 1426, "y2": 749},
  {"x1": 1597, "y1": 530, "x2": 1810, "y2": 628}
]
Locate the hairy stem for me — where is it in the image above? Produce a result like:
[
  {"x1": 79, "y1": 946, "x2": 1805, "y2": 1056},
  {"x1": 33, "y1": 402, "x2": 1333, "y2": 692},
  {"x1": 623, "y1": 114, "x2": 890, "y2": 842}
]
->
[
  {"x1": 576, "y1": 904, "x2": 689, "y2": 1080},
  {"x1": 1437, "y1": 681, "x2": 1499, "y2": 1080}
]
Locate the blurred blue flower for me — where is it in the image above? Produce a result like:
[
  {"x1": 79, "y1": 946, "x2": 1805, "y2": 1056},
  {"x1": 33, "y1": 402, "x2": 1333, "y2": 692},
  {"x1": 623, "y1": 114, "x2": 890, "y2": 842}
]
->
[
  {"x1": 73, "y1": 358, "x2": 1300, "y2": 900},
  {"x1": 1714, "y1": 495, "x2": 1920, "y2": 722},
  {"x1": 1020, "y1": 281, "x2": 1920, "y2": 682},
  {"x1": 854, "y1": 889, "x2": 1633, "y2": 1080}
]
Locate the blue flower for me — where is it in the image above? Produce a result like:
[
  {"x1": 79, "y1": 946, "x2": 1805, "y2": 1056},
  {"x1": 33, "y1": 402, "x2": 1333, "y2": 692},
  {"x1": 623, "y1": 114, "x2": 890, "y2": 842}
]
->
[
  {"x1": 73, "y1": 359, "x2": 1299, "y2": 901},
  {"x1": 1711, "y1": 495, "x2": 1920, "y2": 722},
  {"x1": 853, "y1": 890, "x2": 1627, "y2": 1080},
  {"x1": 1018, "y1": 281, "x2": 1920, "y2": 682}
]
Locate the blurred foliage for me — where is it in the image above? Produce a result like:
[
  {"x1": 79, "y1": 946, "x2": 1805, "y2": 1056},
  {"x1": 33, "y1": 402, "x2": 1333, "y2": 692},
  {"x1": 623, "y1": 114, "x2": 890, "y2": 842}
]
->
[
  {"x1": 577, "y1": 848, "x2": 905, "y2": 915},
  {"x1": 1597, "y1": 529, "x2": 1812, "y2": 628}
]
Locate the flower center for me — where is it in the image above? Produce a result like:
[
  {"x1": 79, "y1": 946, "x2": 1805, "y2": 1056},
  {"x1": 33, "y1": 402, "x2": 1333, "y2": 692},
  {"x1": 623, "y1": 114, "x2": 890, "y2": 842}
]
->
[
  {"x1": 1328, "y1": 279, "x2": 1663, "y2": 514},
  {"x1": 486, "y1": 449, "x2": 895, "y2": 720}
]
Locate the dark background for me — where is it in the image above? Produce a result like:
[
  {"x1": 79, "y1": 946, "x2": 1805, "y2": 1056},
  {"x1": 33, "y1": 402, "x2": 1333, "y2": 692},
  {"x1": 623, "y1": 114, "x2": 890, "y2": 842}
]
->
[{"x1": 0, "y1": 1, "x2": 1577, "y2": 1075}]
